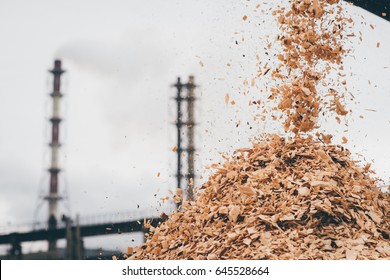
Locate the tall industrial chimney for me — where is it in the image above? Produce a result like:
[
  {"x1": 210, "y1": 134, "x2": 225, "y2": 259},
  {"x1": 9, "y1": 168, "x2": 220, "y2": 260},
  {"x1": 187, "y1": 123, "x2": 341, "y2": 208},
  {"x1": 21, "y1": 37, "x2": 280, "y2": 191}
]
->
[
  {"x1": 173, "y1": 77, "x2": 184, "y2": 207},
  {"x1": 186, "y1": 76, "x2": 196, "y2": 201},
  {"x1": 45, "y1": 60, "x2": 65, "y2": 252},
  {"x1": 173, "y1": 76, "x2": 197, "y2": 205}
]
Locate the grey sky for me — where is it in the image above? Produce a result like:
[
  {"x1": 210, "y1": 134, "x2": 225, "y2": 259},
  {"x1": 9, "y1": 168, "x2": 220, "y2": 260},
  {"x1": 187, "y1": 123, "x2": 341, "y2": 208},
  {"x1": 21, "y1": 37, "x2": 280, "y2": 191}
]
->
[{"x1": 0, "y1": 0, "x2": 389, "y2": 254}]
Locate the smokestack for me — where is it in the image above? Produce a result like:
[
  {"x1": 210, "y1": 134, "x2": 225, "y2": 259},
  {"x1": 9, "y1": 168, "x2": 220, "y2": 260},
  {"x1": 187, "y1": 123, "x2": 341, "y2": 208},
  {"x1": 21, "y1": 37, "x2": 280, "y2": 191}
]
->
[
  {"x1": 173, "y1": 77, "x2": 184, "y2": 208},
  {"x1": 45, "y1": 59, "x2": 65, "y2": 252},
  {"x1": 186, "y1": 76, "x2": 196, "y2": 201},
  {"x1": 173, "y1": 76, "x2": 197, "y2": 206}
]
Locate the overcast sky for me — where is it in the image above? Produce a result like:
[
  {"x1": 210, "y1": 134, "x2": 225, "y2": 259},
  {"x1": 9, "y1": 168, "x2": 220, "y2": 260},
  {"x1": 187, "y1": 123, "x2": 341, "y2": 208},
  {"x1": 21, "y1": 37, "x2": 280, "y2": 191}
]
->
[{"x1": 0, "y1": 0, "x2": 389, "y2": 254}]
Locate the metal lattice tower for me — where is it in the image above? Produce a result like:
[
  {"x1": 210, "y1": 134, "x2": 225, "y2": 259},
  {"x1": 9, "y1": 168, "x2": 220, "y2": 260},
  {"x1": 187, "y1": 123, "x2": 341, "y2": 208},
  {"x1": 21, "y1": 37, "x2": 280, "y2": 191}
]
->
[
  {"x1": 186, "y1": 76, "x2": 196, "y2": 200},
  {"x1": 173, "y1": 76, "x2": 197, "y2": 206}
]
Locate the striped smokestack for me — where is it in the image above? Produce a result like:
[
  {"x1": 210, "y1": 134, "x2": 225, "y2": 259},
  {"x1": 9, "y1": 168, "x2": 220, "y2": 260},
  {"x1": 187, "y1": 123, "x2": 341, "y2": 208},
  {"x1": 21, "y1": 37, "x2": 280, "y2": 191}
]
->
[{"x1": 46, "y1": 59, "x2": 65, "y2": 252}]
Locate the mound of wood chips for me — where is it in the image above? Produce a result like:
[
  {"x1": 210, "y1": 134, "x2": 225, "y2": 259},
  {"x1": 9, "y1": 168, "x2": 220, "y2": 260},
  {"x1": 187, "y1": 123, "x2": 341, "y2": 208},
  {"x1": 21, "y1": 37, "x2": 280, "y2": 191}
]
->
[{"x1": 129, "y1": 135, "x2": 389, "y2": 260}]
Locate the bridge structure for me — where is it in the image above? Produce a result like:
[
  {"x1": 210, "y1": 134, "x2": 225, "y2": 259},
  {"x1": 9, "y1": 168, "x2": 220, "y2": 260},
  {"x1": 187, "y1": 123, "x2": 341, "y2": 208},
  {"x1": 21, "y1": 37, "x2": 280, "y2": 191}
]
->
[{"x1": 0, "y1": 210, "x2": 162, "y2": 259}]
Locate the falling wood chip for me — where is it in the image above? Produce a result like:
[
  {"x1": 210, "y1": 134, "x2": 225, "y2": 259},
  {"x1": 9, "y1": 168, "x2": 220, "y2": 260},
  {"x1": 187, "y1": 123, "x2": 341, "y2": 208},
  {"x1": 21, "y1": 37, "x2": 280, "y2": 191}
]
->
[{"x1": 225, "y1": 94, "x2": 230, "y2": 105}]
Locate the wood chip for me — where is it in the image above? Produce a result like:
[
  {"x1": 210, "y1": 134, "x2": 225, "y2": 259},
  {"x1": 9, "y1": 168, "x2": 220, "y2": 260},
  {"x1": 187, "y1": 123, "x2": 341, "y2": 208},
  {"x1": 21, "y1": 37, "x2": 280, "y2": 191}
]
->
[
  {"x1": 225, "y1": 94, "x2": 230, "y2": 105},
  {"x1": 346, "y1": 250, "x2": 358, "y2": 260},
  {"x1": 229, "y1": 205, "x2": 241, "y2": 222},
  {"x1": 298, "y1": 187, "x2": 310, "y2": 196},
  {"x1": 239, "y1": 185, "x2": 256, "y2": 196}
]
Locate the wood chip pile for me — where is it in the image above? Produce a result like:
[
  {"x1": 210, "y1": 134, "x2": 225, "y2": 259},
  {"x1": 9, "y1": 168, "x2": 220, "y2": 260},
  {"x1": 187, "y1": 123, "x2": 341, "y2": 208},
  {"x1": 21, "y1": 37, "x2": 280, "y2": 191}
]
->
[
  {"x1": 130, "y1": 135, "x2": 389, "y2": 260},
  {"x1": 127, "y1": 0, "x2": 390, "y2": 260}
]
